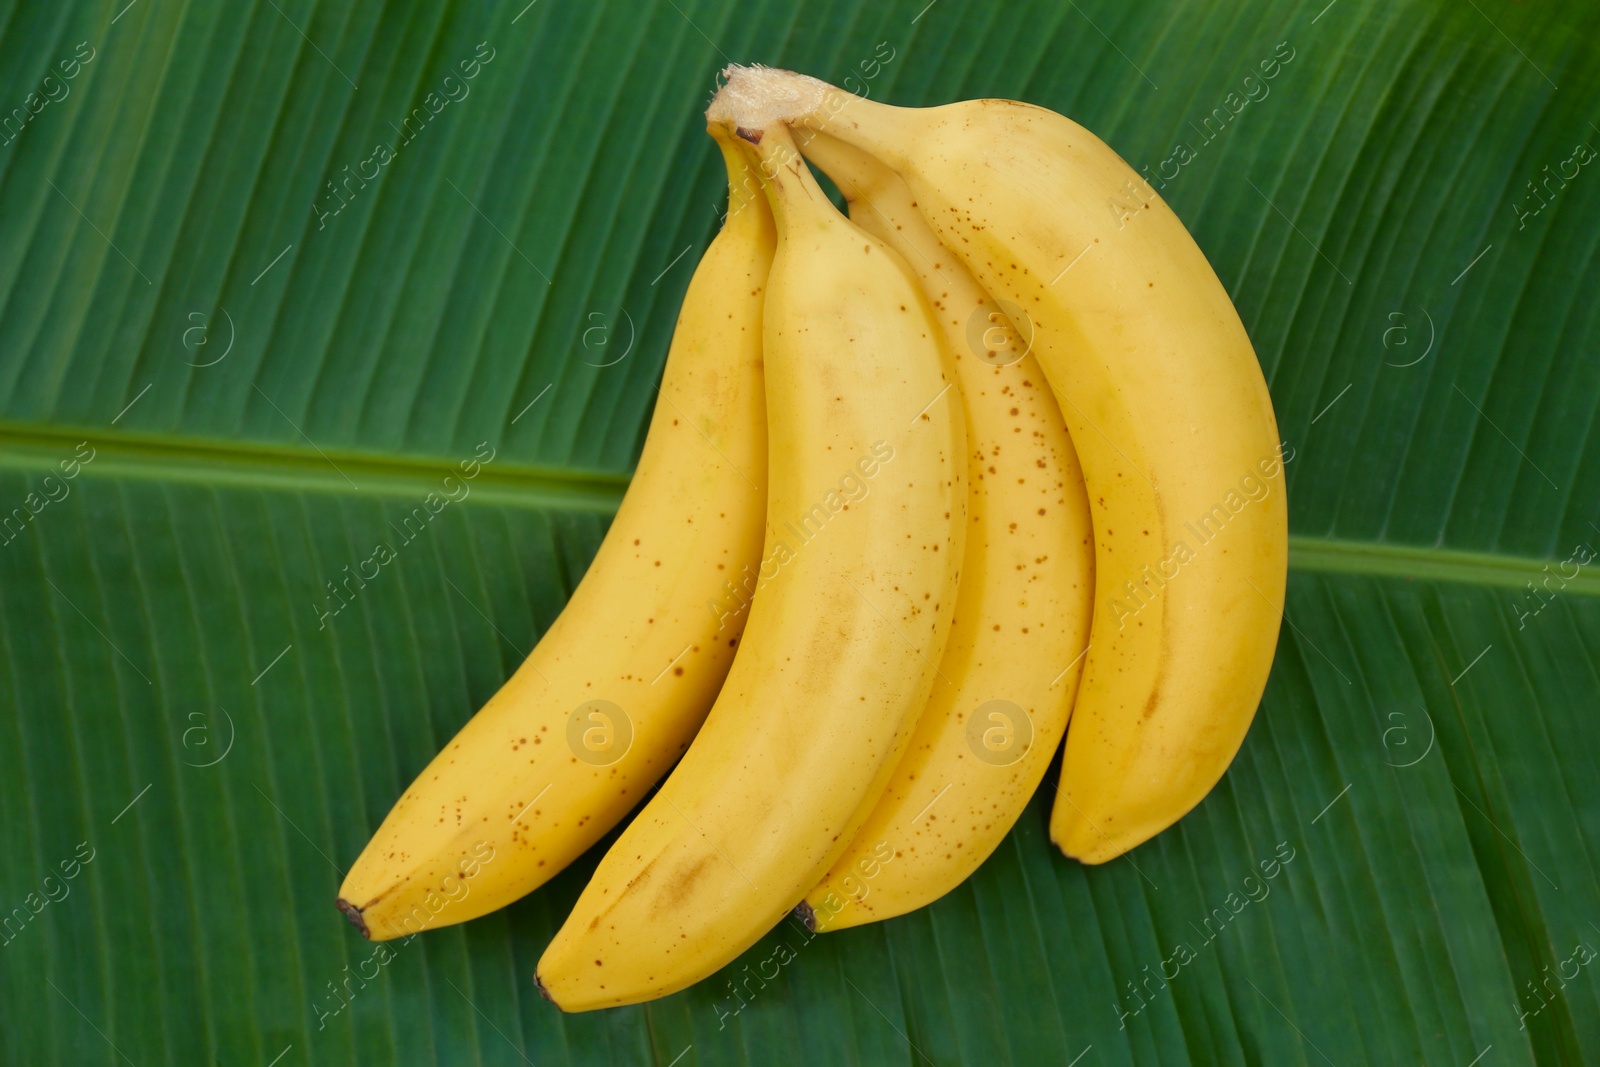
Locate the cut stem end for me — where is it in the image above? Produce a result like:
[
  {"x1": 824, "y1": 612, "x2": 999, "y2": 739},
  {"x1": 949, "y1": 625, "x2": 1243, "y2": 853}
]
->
[{"x1": 706, "y1": 64, "x2": 829, "y2": 138}]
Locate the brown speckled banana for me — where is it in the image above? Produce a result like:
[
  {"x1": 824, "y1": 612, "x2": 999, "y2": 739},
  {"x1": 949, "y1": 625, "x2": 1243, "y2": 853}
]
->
[
  {"x1": 535, "y1": 118, "x2": 964, "y2": 1010},
  {"x1": 336, "y1": 135, "x2": 772, "y2": 939},
  {"x1": 792, "y1": 128, "x2": 1094, "y2": 931},
  {"x1": 737, "y1": 66, "x2": 1288, "y2": 862}
]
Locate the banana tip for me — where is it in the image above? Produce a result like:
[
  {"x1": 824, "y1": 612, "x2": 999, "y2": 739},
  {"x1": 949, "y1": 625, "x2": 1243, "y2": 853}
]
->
[
  {"x1": 793, "y1": 899, "x2": 818, "y2": 933},
  {"x1": 335, "y1": 897, "x2": 370, "y2": 939},
  {"x1": 533, "y1": 970, "x2": 560, "y2": 1008},
  {"x1": 1051, "y1": 833, "x2": 1117, "y2": 866},
  {"x1": 1048, "y1": 835, "x2": 1081, "y2": 863}
]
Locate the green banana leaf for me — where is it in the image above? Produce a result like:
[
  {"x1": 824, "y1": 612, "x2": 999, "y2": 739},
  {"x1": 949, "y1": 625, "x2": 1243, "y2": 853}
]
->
[{"x1": 3, "y1": 0, "x2": 1598, "y2": 1063}]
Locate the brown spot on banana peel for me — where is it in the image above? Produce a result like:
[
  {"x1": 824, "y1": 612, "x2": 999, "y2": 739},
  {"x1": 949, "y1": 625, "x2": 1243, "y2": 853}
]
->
[
  {"x1": 1137, "y1": 493, "x2": 1171, "y2": 722},
  {"x1": 1139, "y1": 563, "x2": 1172, "y2": 723},
  {"x1": 659, "y1": 853, "x2": 716, "y2": 909},
  {"x1": 1141, "y1": 682, "x2": 1162, "y2": 721},
  {"x1": 585, "y1": 851, "x2": 665, "y2": 931}
]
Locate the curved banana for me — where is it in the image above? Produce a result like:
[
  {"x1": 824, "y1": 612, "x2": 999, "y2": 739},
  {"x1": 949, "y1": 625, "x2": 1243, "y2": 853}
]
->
[
  {"x1": 792, "y1": 129, "x2": 1093, "y2": 931},
  {"x1": 535, "y1": 119, "x2": 965, "y2": 1010},
  {"x1": 726, "y1": 66, "x2": 1287, "y2": 862},
  {"x1": 336, "y1": 137, "x2": 773, "y2": 939}
]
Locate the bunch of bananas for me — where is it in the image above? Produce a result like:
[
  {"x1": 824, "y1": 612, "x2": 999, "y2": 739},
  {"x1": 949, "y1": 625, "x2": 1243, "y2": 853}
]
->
[{"x1": 337, "y1": 65, "x2": 1288, "y2": 1012}]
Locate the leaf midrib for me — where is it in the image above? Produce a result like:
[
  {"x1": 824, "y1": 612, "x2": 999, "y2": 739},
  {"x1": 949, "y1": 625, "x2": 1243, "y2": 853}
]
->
[
  {"x1": 2, "y1": 420, "x2": 1594, "y2": 596},
  {"x1": 0, "y1": 421, "x2": 626, "y2": 513}
]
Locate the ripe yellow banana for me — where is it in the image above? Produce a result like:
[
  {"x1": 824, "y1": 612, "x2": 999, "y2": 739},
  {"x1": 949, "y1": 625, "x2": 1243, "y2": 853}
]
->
[
  {"x1": 336, "y1": 136, "x2": 773, "y2": 939},
  {"x1": 792, "y1": 129, "x2": 1093, "y2": 931},
  {"x1": 535, "y1": 119, "x2": 965, "y2": 1009},
  {"x1": 726, "y1": 65, "x2": 1287, "y2": 862}
]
